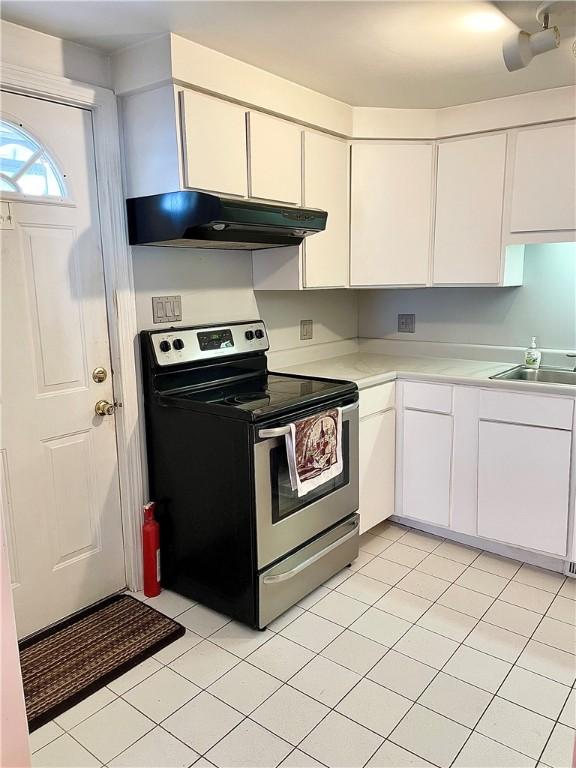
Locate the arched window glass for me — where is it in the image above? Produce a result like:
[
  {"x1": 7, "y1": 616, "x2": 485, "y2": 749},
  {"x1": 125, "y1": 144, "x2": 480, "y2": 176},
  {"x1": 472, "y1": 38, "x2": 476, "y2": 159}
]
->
[{"x1": 0, "y1": 120, "x2": 66, "y2": 198}]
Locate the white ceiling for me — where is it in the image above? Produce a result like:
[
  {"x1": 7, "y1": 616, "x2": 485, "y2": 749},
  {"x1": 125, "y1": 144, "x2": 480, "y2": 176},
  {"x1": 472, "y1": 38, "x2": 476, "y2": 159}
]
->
[{"x1": 2, "y1": 1, "x2": 575, "y2": 107}]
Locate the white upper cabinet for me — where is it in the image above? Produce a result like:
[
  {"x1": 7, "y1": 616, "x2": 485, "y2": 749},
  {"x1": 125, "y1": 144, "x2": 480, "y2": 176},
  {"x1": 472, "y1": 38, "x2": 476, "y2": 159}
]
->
[
  {"x1": 180, "y1": 89, "x2": 248, "y2": 197},
  {"x1": 433, "y1": 133, "x2": 509, "y2": 285},
  {"x1": 509, "y1": 122, "x2": 576, "y2": 235},
  {"x1": 303, "y1": 131, "x2": 349, "y2": 288},
  {"x1": 350, "y1": 143, "x2": 434, "y2": 287},
  {"x1": 248, "y1": 112, "x2": 301, "y2": 205},
  {"x1": 122, "y1": 82, "x2": 568, "y2": 291},
  {"x1": 121, "y1": 85, "x2": 183, "y2": 198},
  {"x1": 253, "y1": 131, "x2": 349, "y2": 290}
]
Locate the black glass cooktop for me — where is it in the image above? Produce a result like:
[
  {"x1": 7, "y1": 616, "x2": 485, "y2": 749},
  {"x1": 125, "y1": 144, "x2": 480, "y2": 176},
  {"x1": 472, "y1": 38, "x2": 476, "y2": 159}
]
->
[{"x1": 161, "y1": 373, "x2": 357, "y2": 420}]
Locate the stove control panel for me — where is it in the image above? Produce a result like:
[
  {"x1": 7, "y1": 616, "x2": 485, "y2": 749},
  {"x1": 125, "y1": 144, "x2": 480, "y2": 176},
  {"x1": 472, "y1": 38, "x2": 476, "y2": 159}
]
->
[{"x1": 150, "y1": 321, "x2": 269, "y2": 366}]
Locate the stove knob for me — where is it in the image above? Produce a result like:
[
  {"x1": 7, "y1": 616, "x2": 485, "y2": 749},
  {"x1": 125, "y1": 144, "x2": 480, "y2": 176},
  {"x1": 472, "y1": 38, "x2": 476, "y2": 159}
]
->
[
  {"x1": 173, "y1": 338, "x2": 185, "y2": 350},
  {"x1": 245, "y1": 331, "x2": 255, "y2": 341},
  {"x1": 159, "y1": 340, "x2": 171, "y2": 352},
  {"x1": 255, "y1": 329, "x2": 264, "y2": 339}
]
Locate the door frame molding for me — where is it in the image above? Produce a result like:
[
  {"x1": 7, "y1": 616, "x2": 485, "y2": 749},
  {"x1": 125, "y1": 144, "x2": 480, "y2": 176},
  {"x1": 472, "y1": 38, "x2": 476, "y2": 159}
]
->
[{"x1": 1, "y1": 63, "x2": 144, "y2": 590}]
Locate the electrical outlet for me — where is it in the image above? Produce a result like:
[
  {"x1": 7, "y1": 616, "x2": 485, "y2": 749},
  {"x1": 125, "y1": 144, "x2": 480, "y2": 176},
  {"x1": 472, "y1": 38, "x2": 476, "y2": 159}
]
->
[
  {"x1": 152, "y1": 295, "x2": 182, "y2": 324},
  {"x1": 300, "y1": 319, "x2": 313, "y2": 340},
  {"x1": 398, "y1": 313, "x2": 416, "y2": 333}
]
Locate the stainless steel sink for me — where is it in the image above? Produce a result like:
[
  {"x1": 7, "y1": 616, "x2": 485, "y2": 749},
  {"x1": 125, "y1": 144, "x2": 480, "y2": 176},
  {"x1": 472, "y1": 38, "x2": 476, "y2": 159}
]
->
[{"x1": 490, "y1": 366, "x2": 576, "y2": 386}]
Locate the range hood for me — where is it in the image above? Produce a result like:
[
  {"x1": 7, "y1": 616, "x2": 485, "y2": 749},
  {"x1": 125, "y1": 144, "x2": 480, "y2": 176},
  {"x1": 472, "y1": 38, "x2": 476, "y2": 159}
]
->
[{"x1": 126, "y1": 191, "x2": 327, "y2": 250}]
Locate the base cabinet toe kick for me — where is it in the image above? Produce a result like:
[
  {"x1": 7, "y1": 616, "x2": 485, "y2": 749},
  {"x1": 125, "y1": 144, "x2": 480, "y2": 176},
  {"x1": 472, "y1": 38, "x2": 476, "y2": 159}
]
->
[{"x1": 360, "y1": 378, "x2": 576, "y2": 570}]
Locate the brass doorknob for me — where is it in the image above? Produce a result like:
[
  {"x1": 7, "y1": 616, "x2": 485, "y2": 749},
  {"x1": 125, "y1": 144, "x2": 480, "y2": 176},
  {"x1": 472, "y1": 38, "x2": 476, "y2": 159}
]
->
[
  {"x1": 92, "y1": 366, "x2": 108, "y2": 383},
  {"x1": 95, "y1": 400, "x2": 115, "y2": 416}
]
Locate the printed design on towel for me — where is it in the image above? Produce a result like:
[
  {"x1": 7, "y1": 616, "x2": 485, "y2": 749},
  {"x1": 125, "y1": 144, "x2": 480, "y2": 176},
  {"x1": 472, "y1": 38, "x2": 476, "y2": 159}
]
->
[
  {"x1": 286, "y1": 408, "x2": 343, "y2": 497},
  {"x1": 297, "y1": 411, "x2": 339, "y2": 480}
]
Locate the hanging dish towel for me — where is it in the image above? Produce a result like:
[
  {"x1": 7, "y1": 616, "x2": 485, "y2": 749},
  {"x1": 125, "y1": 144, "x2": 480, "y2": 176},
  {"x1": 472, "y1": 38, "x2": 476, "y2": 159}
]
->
[{"x1": 286, "y1": 408, "x2": 343, "y2": 497}]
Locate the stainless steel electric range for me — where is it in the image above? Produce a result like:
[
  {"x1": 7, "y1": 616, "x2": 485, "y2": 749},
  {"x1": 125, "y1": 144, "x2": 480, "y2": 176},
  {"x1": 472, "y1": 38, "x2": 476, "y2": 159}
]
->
[{"x1": 140, "y1": 320, "x2": 359, "y2": 629}]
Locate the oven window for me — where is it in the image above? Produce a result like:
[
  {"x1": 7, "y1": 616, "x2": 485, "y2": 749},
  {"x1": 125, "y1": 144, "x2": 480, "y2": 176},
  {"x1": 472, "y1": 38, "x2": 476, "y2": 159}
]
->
[{"x1": 270, "y1": 421, "x2": 350, "y2": 523}]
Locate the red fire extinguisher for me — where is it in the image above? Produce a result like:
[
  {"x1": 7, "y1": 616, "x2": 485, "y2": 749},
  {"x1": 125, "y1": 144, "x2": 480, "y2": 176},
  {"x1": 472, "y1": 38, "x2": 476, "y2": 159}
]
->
[{"x1": 143, "y1": 502, "x2": 161, "y2": 597}]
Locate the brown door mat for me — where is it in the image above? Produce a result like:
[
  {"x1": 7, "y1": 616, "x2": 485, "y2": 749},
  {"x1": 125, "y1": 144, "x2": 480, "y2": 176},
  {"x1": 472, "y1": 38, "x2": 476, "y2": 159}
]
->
[{"x1": 19, "y1": 594, "x2": 185, "y2": 732}]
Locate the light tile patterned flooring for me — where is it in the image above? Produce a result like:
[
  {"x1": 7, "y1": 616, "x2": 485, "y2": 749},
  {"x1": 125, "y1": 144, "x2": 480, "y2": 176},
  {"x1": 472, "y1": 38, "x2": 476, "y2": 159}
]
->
[{"x1": 30, "y1": 522, "x2": 576, "y2": 768}]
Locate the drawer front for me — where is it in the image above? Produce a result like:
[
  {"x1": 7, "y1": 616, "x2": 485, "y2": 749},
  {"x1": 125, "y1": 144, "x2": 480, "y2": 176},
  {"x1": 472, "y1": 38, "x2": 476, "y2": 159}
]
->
[
  {"x1": 480, "y1": 390, "x2": 574, "y2": 430},
  {"x1": 360, "y1": 382, "x2": 395, "y2": 418},
  {"x1": 259, "y1": 515, "x2": 359, "y2": 628},
  {"x1": 403, "y1": 381, "x2": 453, "y2": 414}
]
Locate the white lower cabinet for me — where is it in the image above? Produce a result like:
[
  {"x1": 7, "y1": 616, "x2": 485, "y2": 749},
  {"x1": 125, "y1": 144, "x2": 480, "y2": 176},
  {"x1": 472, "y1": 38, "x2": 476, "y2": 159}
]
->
[
  {"x1": 358, "y1": 383, "x2": 395, "y2": 534},
  {"x1": 396, "y1": 380, "x2": 574, "y2": 560},
  {"x1": 477, "y1": 420, "x2": 571, "y2": 556},
  {"x1": 400, "y1": 409, "x2": 452, "y2": 527},
  {"x1": 359, "y1": 409, "x2": 395, "y2": 533}
]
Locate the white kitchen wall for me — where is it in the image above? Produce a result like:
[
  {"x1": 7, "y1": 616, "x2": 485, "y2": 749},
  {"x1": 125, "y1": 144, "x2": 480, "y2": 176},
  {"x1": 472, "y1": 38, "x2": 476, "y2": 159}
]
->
[
  {"x1": 358, "y1": 243, "x2": 576, "y2": 350},
  {"x1": 255, "y1": 290, "x2": 358, "y2": 351},
  {"x1": 131, "y1": 247, "x2": 358, "y2": 352},
  {"x1": 1, "y1": 20, "x2": 111, "y2": 87},
  {"x1": 132, "y1": 247, "x2": 258, "y2": 328}
]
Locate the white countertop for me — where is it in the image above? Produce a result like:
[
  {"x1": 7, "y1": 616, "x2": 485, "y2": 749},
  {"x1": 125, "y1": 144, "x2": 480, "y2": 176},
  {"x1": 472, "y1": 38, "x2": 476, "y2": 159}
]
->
[{"x1": 278, "y1": 351, "x2": 576, "y2": 397}]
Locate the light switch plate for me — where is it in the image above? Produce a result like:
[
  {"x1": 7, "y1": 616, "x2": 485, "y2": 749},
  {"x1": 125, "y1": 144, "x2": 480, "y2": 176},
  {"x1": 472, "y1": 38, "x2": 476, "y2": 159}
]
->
[
  {"x1": 300, "y1": 319, "x2": 313, "y2": 340},
  {"x1": 398, "y1": 313, "x2": 416, "y2": 333},
  {"x1": 152, "y1": 295, "x2": 182, "y2": 324}
]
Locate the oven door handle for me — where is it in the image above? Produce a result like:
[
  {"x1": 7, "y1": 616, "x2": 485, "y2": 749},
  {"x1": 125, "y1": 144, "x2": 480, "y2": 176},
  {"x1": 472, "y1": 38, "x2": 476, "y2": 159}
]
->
[
  {"x1": 258, "y1": 401, "x2": 358, "y2": 440},
  {"x1": 258, "y1": 425, "x2": 291, "y2": 439},
  {"x1": 262, "y1": 517, "x2": 359, "y2": 584}
]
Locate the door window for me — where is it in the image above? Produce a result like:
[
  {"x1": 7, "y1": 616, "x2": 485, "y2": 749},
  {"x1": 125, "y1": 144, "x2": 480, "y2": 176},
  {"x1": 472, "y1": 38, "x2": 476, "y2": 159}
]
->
[{"x1": 0, "y1": 119, "x2": 66, "y2": 197}]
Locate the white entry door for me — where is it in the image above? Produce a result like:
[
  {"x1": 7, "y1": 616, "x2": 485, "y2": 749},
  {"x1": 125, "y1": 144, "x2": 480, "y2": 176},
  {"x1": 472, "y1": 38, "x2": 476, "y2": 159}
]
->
[{"x1": 1, "y1": 91, "x2": 126, "y2": 638}]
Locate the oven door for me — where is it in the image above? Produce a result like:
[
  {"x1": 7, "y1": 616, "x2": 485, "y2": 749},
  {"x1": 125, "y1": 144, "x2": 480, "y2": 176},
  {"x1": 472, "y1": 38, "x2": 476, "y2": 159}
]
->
[{"x1": 254, "y1": 401, "x2": 359, "y2": 568}]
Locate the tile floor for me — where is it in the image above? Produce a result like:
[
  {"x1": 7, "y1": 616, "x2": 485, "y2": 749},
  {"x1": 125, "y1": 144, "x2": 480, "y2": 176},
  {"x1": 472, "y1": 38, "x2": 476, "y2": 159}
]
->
[{"x1": 29, "y1": 522, "x2": 576, "y2": 768}]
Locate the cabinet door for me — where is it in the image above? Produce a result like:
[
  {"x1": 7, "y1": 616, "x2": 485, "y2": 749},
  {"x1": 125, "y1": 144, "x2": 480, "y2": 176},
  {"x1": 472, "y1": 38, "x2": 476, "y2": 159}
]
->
[
  {"x1": 510, "y1": 123, "x2": 576, "y2": 233},
  {"x1": 350, "y1": 144, "x2": 433, "y2": 286},
  {"x1": 303, "y1": 132, "x2": 349, "y2": 288},
  {"x1": 433, "y1": 134, "x2": 507, "y2": 285},
  {"x1": 359, "y1": 409, "x2": 395, "y2": 534},
  {"x1": 401, "y1": 410, "x2": 452, "y2": 526},
  {"x1": 180, "y1": 90, "x2": 248, "y2": 197},
  {"x1": 478, "y1": 421, "x2": 571, "y2": 556},
  {"x1": 248, "y1": 112, "x2": 301, "y2": 205}
]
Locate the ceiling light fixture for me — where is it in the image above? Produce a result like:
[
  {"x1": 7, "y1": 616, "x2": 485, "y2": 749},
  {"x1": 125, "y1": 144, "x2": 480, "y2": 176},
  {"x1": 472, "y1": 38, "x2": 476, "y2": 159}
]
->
[{"x1": 503, "y1": 1, "x2": 560, "y2": 71}]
